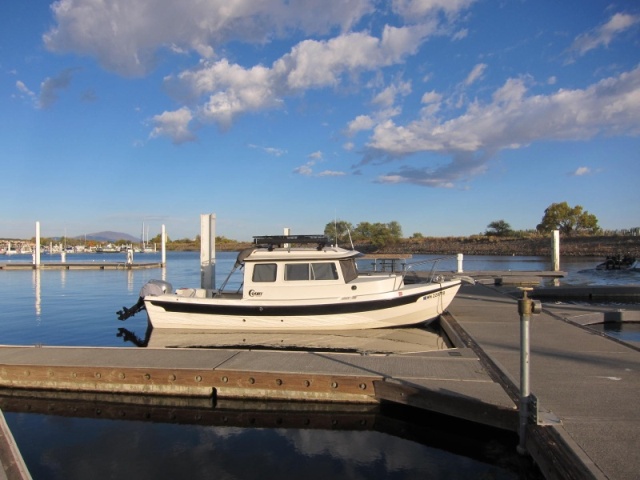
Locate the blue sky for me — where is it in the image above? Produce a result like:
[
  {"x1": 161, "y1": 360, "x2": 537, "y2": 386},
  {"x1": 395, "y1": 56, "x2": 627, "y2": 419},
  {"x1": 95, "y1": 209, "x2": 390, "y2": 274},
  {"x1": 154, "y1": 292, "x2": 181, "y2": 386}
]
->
[{"x1": 1, "y1": 0, "x2": 639, "y2": 242}]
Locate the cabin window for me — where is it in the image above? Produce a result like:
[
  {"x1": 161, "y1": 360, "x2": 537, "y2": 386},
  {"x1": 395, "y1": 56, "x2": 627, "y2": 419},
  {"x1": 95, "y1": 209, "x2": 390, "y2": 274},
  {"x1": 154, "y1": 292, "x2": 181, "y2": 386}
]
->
[
  {"x1": 285, "y1": 263, "x2": 309, "y2": 281},
  {"x1": 284, "y1": 262, "x2": 338, "y2": 281},
  {"x1": 340, "y1": 259, "x2": 358, "y2": 283},
  {"x1": 252, "y1": 263, "x2": 277, "y2": 282},
  {"x1": 311, "y1": 262, "x2": 338, "y2": 280}
]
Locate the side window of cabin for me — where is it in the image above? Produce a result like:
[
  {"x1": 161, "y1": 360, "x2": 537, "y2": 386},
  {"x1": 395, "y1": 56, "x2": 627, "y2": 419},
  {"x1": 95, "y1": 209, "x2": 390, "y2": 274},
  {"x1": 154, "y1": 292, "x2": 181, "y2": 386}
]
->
[
  {"x1": 285, "y1": 263, "x2": 309, "y2": 281},
  {"x1": 285, "y1": 263, "x2": 338, "y2": 281},
  {"x1": 340, "y1": 259, "x2": 358, "y2": 283},
  {"x1": 311, "y1": 263, "x2": 338, "y2": 280},
  {"x1": 252, "y1": 263, "x2": 277, "y2": 282}
]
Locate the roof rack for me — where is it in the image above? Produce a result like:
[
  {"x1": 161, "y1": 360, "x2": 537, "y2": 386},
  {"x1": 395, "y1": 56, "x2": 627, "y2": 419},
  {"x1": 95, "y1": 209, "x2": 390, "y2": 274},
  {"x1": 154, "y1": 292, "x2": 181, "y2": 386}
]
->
[{"x1": 253, "y1": 235, "x2": 330, "y2": 250}]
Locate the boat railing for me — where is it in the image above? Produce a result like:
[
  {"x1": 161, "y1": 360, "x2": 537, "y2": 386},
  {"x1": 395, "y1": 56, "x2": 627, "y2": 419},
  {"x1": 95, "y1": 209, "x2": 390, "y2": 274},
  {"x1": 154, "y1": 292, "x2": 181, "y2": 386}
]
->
[{"x1": 401, "y1": 256, "x2": 457, "y2": 284}]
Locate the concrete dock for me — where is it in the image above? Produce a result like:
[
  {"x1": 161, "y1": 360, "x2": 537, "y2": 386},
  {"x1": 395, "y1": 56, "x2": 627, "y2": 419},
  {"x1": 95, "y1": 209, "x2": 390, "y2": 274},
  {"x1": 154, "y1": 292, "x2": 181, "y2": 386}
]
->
[
  {"x1": 0, "y1": 281, "x2": 639, "y2": 479},
  {"x1": 446, "y1": 283, "x2": 640, "y2": 480}
]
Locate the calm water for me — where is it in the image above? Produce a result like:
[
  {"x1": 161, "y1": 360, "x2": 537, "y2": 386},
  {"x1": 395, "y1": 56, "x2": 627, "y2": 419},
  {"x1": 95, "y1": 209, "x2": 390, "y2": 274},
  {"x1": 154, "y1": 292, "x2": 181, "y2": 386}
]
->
[{"x1": 1, "y1": 251, "x2": 637, "y2": 479}]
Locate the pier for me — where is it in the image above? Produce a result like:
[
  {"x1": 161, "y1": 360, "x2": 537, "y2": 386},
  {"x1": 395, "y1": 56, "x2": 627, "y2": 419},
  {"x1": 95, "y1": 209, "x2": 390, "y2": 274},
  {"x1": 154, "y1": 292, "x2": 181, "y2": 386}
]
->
[
  {"x1": 0, "y1": 261, "x2": 162, "y2": 271},
  {"x1": 1, "y1": 280, "x2": 639, "y2": 478}
]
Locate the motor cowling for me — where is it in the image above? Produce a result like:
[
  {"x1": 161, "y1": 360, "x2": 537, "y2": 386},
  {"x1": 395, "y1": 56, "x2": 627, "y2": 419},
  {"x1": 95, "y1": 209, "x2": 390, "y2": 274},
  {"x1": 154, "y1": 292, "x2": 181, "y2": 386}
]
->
[{"x1": 139, "y1": 279, "x2": 173, "y2": 297}]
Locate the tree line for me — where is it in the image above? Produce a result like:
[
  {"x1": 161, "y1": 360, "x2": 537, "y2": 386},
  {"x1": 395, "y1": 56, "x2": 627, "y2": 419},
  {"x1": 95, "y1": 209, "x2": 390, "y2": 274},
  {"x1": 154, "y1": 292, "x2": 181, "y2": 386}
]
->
[
  {"x1": 487, "y1": 202, "x2": 600, "y2": 237},
  {"x1": 328, "y1": 202, "x2": 604, "y2": 248}
]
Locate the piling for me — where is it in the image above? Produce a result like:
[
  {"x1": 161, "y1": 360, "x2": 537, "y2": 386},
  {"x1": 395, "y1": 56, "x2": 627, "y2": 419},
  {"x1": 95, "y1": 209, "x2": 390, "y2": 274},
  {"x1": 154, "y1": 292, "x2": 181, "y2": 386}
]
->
[
  {"x1": 200, "y1": 214, "x2": 216, "y2": 289},
  {"x1": 161, "y1": 224, "x2": 167, "y2": 266},
  {"x1": 34, "y1": 222, "x2": 41, "y2": 268},
  {"x1": 551, "y1": 230, "x2": 560, "y2": 271}
]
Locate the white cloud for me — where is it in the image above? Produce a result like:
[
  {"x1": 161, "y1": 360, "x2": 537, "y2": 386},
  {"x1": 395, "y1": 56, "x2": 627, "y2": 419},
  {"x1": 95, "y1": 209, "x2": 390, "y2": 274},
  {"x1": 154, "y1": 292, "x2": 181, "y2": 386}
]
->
[
  {"x1": 392, "y1": 0, "x2": 477, "y2": 20},
  {"x1": 569, "y1": 12, "x2": 640, "y2": 57},
  {"x1": 308, "y1": 151, "x2": 323, "y2": 160},
  {"x1": 15, "y1": 80, "x2": 35, "y2": 100},
  {"x1": 44, "y1": 0, "x2": 376, "y2": 77},
  {"x1": 293, "y1": 162, "x2": 314, "y2": 176},
  {"x1": 42, "y1": 0, "x2": 476, "y2": 142},
  {"x1": 318, "y1": 170, "x2": 346, "y2": 177},
  {"x1": 38, "y1": 68, "x2": 76, "y2": 109},
  {"x1": 149, "y1": 107, "x2": 195, "y2": 144},
  {"x1": 372, "y1": 80, "x2": 412, "y2": 107},
  {"x1": 572, "y1": 166, "x2": 591, "y2": 176},
  {"x1": 346, "y1": 115, "x2": 376, "y2": 136},
  {"x1": 464, "y1": 63, "x2": 487, "y2": 86},
  {"x1": 159, "y1": 25, "x2": 434, "y2": 137},
  {"x1": 364, "y1": 66, "x2": 640, "y2": 187},
  {"x1": 249, "y1": 144, "x2": 287, "y2": 156}
]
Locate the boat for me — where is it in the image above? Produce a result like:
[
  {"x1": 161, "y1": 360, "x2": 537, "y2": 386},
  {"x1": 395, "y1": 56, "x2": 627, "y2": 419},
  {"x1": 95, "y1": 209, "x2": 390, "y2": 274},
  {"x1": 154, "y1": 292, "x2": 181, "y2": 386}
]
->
[
  {"x1": 118, "y1": 234, "x2": 463, "y2": 331},
  {"x1": 596, "y1": 254, "x2": 638, "y2": 271}
]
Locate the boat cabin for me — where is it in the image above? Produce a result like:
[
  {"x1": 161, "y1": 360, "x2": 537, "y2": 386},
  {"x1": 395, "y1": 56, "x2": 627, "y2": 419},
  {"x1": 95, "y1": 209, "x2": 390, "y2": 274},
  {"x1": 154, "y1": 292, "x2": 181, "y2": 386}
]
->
[{"x1": 228, "y1": 235, "x2": 402, "y2": 300}]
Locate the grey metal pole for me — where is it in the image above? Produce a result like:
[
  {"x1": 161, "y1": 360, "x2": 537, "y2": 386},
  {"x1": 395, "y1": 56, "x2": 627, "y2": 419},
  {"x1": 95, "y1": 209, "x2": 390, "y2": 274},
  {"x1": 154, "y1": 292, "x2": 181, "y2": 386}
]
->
[{"x1": 517, "y1": 288, "x2": 541, "y2": 455}]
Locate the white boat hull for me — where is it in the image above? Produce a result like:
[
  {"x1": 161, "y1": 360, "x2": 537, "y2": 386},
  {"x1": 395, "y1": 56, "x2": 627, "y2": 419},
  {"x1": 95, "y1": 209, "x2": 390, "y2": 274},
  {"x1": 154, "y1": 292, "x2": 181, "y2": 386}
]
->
[{"x1": 144, "y1": 280, "x2": 461, "y2": 331}]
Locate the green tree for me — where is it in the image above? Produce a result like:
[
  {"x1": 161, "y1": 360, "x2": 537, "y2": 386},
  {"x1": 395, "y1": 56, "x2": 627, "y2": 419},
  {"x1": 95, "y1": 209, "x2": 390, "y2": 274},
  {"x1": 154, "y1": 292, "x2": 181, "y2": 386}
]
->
[
  {"x1": 353, "y1": 221, "x2": 403, "y2": 248},
  {"x1": 536, "y1": 202, "x2": 600, "y2": 235},
  {"x1": 323, "y1": 220, "x2": 354, "y2": 246},
  {"x1": 486, "y1": 220, "x2": 513, "y2": 236}
]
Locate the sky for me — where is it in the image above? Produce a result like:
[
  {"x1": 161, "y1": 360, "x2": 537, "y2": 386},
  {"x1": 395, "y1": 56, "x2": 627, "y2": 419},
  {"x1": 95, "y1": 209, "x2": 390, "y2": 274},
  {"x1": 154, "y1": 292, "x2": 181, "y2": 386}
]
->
[{"x1": 1, "y1": 0, "x2": 639, "y2": 242}]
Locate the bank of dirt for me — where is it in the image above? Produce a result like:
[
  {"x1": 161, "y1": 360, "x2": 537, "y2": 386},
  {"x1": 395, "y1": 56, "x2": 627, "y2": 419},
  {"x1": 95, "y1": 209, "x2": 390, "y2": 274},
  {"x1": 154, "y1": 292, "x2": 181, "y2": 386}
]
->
[
  {"x1": 183, "y1": 235, "x2": 640, "y2": 258},
  {"x1": 375, "y1": 235, "x2": 640, "y2": 257}
]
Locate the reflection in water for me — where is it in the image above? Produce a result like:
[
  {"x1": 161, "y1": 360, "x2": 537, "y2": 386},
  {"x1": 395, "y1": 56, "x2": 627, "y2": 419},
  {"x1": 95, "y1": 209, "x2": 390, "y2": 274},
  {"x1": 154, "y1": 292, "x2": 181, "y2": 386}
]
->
[
  {"x1": 127, "y1": 268, "x2": 134, "y2": 293},
  {"x1": 32, "y1": 268, "x2": 41, "y2": 318},
  {"x1": 116, "y1": 323, "x2": 449, "y2": 354},
  {"x1": 0, "y1": 389, "x2": 540, "y2": 480}
]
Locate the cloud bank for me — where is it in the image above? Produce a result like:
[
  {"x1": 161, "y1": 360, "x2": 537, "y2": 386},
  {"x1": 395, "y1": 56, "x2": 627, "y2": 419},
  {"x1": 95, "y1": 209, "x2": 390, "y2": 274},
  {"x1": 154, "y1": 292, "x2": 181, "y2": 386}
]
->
[{"x1": 41, "y1": 0, "x2": 640, "y2": 188}]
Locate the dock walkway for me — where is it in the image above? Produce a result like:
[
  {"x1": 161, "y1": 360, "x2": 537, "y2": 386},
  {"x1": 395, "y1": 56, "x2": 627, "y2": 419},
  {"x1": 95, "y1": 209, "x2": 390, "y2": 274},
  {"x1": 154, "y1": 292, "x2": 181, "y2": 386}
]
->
[{"x1": 447, "y1": 283, "x2": 640, "y2": 480}]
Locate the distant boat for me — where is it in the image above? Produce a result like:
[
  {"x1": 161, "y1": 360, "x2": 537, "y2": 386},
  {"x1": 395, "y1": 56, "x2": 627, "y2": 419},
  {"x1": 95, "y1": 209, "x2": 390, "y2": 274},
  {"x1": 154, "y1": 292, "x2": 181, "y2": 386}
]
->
[
  {"x1": 4, "y1": 242, "x2": 17, "y2": 255},
  {"x1": 140, "y1": 222, "x2": 155, "y2": 253},
  {"x1": 596, "y1": 254, "x2": 638, "y2": 271}
]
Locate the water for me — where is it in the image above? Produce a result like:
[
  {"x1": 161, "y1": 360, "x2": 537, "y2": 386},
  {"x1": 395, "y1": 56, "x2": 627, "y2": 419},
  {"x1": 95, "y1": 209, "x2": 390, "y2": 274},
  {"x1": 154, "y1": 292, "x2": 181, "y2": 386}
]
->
[{"x1": 1, "y1": 251, "x2": 637, "y2": 479}]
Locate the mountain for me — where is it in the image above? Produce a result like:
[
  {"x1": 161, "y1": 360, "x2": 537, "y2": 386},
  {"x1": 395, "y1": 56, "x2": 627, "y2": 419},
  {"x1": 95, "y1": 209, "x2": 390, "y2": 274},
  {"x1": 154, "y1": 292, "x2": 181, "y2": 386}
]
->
[{"x1": 78, "y1": 231, "x2": 140, "y2": 243}]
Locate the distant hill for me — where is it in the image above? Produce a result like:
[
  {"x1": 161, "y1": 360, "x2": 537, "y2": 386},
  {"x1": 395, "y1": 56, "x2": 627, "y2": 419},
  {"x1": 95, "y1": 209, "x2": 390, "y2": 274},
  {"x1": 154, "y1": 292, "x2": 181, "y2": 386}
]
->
[{"x1": 78, "y1": 231, "x2": 139, "y2": 243}]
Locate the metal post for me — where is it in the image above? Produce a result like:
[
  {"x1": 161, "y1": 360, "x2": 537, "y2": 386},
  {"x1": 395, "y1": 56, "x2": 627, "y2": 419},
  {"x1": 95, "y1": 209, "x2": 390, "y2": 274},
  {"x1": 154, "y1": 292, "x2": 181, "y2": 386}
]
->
[
  {"x1": 34, "y1": 221, "x2": 41, "y2": 268},
  {"x1": 200, "y1": 214, "x2": 216, "y2": 290},
  {"x1": 161, "y1": 224, "x2": 166, "y2": 266},
  {"x1": 517, "y1": 288, "x2": 541, "y2": 455},
  {"x1": 457, "y1": 253, "x2": 463, "y2": 273},
  {"x1": 551, "y1": 230, "x2": 560, "y2": 272}
]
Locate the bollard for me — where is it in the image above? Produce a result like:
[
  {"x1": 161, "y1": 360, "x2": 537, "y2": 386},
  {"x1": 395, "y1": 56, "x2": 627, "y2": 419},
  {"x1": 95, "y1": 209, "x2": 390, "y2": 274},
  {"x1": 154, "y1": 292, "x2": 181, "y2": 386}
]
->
[
  {"x1": 517, "y1": 288, "x2": 541, "y2": 455},
  {"x1": 457, "y1": 253, "x2": 463, "y2": 273}
]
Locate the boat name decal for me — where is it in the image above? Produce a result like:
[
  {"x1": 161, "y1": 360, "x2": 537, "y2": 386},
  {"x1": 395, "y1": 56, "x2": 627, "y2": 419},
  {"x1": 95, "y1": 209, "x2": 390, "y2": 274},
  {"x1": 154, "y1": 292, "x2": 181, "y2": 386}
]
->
[
  {"x1": 423, "y1": 291, "x2": 445, "y2": 299},
  {"x1": 248, "y1": 289, "x2": 263, "y2": 297}
]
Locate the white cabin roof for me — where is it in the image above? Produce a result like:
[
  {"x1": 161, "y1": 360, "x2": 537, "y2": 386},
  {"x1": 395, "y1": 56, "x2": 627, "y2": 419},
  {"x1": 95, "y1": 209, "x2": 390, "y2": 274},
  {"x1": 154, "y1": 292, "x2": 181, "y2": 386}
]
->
[{"x1": 244, "y1": 245, "x2": 360, "y2": 263}]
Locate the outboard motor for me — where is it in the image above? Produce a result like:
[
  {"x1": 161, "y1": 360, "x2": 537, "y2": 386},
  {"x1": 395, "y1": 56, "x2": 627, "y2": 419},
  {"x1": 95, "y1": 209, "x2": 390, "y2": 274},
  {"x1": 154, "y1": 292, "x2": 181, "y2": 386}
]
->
[
  {"x1": 117, "y1": 280, "x2": 173, "y2": 321},
  {"x1": 139, "y1": 279, "x2": 173, "y2": 297}
]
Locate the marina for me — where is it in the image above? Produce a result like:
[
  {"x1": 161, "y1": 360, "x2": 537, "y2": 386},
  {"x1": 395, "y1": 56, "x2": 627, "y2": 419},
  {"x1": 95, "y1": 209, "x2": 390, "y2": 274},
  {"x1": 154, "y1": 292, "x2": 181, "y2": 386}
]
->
[{"x1": 0, "y1": 249, "x2": 638, "y2": 478}]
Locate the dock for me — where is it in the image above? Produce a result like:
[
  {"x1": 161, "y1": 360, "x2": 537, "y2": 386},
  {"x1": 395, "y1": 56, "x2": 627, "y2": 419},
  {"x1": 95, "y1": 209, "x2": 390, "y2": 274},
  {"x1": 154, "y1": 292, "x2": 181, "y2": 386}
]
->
[
  {"x1": 0, "y1": 262, "x2": 162, "y2": 271},
  {"x1": 1, "y1": 281, "x2": 639, "y2": 479}
]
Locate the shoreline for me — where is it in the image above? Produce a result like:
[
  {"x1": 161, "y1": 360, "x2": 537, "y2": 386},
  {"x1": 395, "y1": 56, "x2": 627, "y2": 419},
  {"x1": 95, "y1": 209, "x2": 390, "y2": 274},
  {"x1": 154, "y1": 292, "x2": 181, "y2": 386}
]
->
[
  {"x1": 214, "y1": 235, "x2": 640, "y2": 258},
  {"x1": 376, "y1": 235, "x2": 640, "y2": 257}
]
